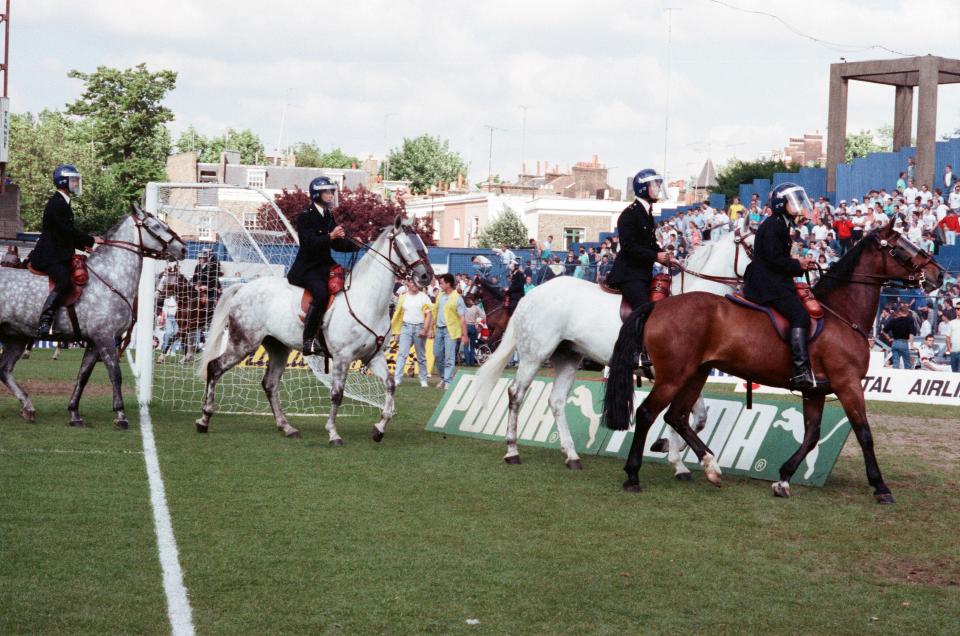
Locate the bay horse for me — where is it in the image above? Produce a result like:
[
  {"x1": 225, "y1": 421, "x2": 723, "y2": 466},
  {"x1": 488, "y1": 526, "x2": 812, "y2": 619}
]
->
[
  {"x1": 196, "y1": 217, "x2": 433, "y2": 442},
  {"x1": 0, "y1": 207, "x2": 186, "y2": 428},
  {"x1": 464, "y1": 275, "x2": 510, "y2": 350},
  {"x1": 602, "y1": 224, "x2": 944, "y2": 503},
  {"x1": 469, "y1": 229, "x2": 755, "y2": 473},
  {"x1": 155, "y1": 269, "x2": 212, "y2": 364}
]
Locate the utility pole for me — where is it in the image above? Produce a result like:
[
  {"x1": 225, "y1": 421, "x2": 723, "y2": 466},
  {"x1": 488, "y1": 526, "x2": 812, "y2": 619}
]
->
[
  {"x1": 519, "y1": 105, "x2": 528, "y2": 178},
  {"x1": 484, "y1": 124, "x2": 506, "y2": 190},
  {"x1": 275, "y1": 88, "x2": 292, "y2": 160},
  {"x1": 0, "y1": 1, "x2": 11, "y2": 194},
  {"x1": 662, "y1": 7, "x2": 681, "y2": 187},
  {"x1": 383, "y1": 112, "x2": 396, "y2": 182}
]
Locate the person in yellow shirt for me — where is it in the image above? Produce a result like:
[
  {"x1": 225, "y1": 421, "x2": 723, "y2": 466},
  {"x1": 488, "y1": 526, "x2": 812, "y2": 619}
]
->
[
  {"x1": 430, "y1": 273, "x2": 468, "y2": 389},
  {"x1": 727, "y1": 195, "x2": 745, "y2": 219}
]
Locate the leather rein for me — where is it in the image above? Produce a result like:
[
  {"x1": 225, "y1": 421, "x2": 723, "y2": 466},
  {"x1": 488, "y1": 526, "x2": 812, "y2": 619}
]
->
[{"x1": 675, "y1": 226, "x2": 755, "y2": 292}]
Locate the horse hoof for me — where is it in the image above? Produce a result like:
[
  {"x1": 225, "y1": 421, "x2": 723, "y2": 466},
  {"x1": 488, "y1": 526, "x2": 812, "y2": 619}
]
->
[
  {"x1": 21, "y1": 408, "x2": 37, "y2": 423},
  {"x1": 195, "y1": 422, "x2": 209, "y2": 434},
  {"x1": 705, "y1": 472, "x2": 723, "y2": 487},
  {"x1": 772, "y1": 482, "x2": 791, "y2": 498},
  {"x1": 284, "y1": 429, "x2": 301, "y2": 439},
  {"x1": 503, "y1": 455, "x2": 522, "y2": 465},
  {"x1": 622, "y1": 481, "x2": 642, "y2": 493},
  {"x1": 68, "y1": 419, "x2": 85, "y2": 428},
  {"x1": 329, "y1": 438, "x2": 344, "y2": 447},
  {"x1": 565, "y1": 459, "x2": 583, "y2": 470},
  {"x1": 675, "y1": 472, "x2": 694, "y2": 482},
  {"x1": 649, "y1": 438, "x2": 669, "y2": 453},
  {"x1": 875, "y1": 493, "x2": 896, "y2": 505},
  {"x1": 115, "y1": 419, "x2": 129, "y2": 431},
  {"x1": 371, "y1": 427, "x2": 384, "y2": 443}
]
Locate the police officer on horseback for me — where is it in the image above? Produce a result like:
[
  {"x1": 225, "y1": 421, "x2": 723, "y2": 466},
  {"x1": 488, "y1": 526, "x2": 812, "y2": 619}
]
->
[
  {"x1": 287, "y1": 176, "x2": 359, "y2": 356},
  {"x1": 607, "y1": 168, "x2": 676, "y2": 374},
  {"x1": 30, "y1": 164, "x2": 102, "y2": 338},
  {"x1": 742, "y1": 182, "x2": 818, "y2": 390},
  {"x1": 505, "y1": 257, "x2": 525, "y2": 317}
]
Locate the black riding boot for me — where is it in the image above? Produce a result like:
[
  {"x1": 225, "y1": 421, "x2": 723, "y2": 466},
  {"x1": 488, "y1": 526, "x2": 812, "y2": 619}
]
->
[
  {"x1": 639, "y1": 350, "x2": 654, "y2": 380},
  {"x1": 35, "y1": 291, "x2": 61, "y2": 339},
  {"x1": 788, "y1": 327, "x2": 817, "y2": 391},
  {"x1": 301, "y1": 301, "x2": 326, "y2": 357}
]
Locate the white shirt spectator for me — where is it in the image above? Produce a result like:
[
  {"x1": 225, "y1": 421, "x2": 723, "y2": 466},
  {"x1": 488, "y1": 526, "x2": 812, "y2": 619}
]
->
[
  {"x1": 162, "y1": 296, "x2": 177, "y2": 319},
  {"x1": 948, "y1": 317, "x2": 960, "y2": 353},
  {"x1": 812, "y1": 224, "x2": 829, "y2": 242},
  {"x1": 919, "y1": 188, "x2": 933, "y2": 204},
  {"x1": 492, "y1": 247, "x2": 516, "y2": 268},
  {"x1": 903, "y1": 186, "x2": 918, "y2": 203},
  {"x1": 948, "y1": 189, "x2": 960, "y2": 210},
  {"x1": 399, "y1": 290, "x2": 431, "y2": 325},
  {"x1": 922, "y1": 210, "x2": 938, "y2": 230}
]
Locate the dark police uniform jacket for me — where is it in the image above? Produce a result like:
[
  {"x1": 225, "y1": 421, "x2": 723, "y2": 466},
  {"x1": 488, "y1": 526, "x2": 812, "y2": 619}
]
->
[
  {"x1": 606, "y1": 198, "x2": 659, "y2": 287},
  {"x1": 742, "y1": 214, "x2": 805, "y2": 303},
  {"x1": 287, "y1": 204, "x2": 359, "y2": 290},
  {"x1": 507, "y1": 269, "x2": 525, "y2": 301},
  {"x1": 29, "y1": 192, "x2": 94, "y2": 273}
]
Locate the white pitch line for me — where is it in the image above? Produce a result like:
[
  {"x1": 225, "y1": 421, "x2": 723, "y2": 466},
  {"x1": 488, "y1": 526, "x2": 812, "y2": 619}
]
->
[{"x1": 139, "y1": 403, "x2": 196, "y2": 636}]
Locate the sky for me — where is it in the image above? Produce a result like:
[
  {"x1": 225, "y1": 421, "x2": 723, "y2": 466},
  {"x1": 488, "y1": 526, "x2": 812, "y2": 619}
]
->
[{"x1": 12, "y1": 0, "x2": 960, "y2": 192}]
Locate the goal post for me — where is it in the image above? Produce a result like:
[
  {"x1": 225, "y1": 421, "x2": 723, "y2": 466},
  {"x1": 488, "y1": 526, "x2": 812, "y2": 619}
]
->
[{"x1": 134, "y1": 181, "x2": 385, "y2": 417}]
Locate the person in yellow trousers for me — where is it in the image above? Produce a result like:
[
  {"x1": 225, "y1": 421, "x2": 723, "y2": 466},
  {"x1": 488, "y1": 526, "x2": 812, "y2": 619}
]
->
[{"x1": 430, "y1": 273, "x2": 468, "y2": 389}]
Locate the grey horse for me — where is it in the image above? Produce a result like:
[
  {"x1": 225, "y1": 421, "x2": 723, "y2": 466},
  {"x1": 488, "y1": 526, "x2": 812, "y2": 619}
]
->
[
  {"x1": 196, "y1": 217, "x2": 433, "y2": 442},
  {"x1": 0, "y1": 207, "x2": 186, "y2": 428}
]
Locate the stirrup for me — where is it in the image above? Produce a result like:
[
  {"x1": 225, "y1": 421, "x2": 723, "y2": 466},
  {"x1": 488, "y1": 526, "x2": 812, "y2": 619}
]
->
[{"x1": 788, "y1": 371, "x2": 817, "y2": 391}]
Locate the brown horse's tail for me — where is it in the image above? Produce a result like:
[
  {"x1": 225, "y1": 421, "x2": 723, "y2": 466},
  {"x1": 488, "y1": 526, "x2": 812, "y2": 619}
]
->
[{"x1": 602, "y1": 302, "x2": 654, "y2": 431}]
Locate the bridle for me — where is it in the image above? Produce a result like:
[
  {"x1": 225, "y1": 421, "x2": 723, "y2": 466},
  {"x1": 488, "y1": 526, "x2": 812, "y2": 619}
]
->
[
  {"x1": 811, "y1": 230, "x2": 942, "y2": 339},
  {"x1": 465, "y1": 275, "x2": 506, "y2": 319},
  {"x1": 675, "y1": 225, "x2": 755, "y2": 292},
  {"x1": 341, "y1": 223, "x2": 433, "y2": 350}
]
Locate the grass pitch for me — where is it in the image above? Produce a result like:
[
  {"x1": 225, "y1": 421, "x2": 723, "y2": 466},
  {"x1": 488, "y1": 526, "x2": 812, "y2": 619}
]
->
[{"x1": 1, "y1": 350, "x2": 958, "y2": 635}]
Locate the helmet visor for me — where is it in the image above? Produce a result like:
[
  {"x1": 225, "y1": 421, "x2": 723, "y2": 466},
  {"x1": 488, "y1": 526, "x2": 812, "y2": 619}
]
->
[
  {"x1": 61, "y1": 169, "x2": 82, "y2": 196},
  {"x1": 782, "y1": 186, "x2": 812, "y2": 221}
]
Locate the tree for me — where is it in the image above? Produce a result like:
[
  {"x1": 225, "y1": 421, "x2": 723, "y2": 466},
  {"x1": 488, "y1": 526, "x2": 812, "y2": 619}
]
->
[
  {"x1": 383, "y1": 134, "x2": 467, "y2": 194},
  {"x1": 257, "y1": 186, "x2": 436, "y2": 247},
  {"x1": 174, "y1": 125, "x2": 208, "y2": 156},
  {"x1": 66, "y1": 63, "x2": 177, "y2": 213},
  {"x1": 293, "y1": 142, "x2": 359, "y2": 169},
  {"x1": 476, "y1": 206, "x2": 528, "y2": 248},
  {"x1": 844, "y1": 129, "x2": 887, "y2": 162},
  {"x1": 710, "y1": 159, "x2": 799, "y2": 201},
  {"x1": 202, "y1": 128, "x2": 264, "y2": 165}
]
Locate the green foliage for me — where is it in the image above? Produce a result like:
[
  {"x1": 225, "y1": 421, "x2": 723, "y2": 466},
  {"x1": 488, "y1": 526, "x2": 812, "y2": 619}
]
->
[
  {"x1": 65, "y1": 64, "x2": 176, "y2": 220},
  {"x1": 176, "y1": 127, "x2": 264, "y2": 165},
  {"x1": 844, "y1": 129, "x2": 889, "y2": 162},
  {"x1": 292, "y1": 142, "x2": 359, "y2": 169},
  {"x1": 710, "y1": 159, "x2": 799, "y2": 201},
  {"x1": 383, "y1": 134, "x2": 467, "y2": 194},
  {"x1": 476, "y1": 206, "x2": 528, "y2": 248}
]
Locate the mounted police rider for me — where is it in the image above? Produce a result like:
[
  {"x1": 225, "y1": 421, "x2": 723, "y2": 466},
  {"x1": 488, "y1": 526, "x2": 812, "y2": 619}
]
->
[
  {"x1": 505, "y1": 257, "x2": 525, "y2": 316},
  {"x1": 287, "y1": 176, "x2": 359, "y2": 356},
  {"x1": 606, "y1": 168, "x2": 676, "y2": 373},
  {"x1": 30, "y1": 164, "x2": 103, "y2": 338},
  {"x1": 191, "y1": 248, "x2": 222, "y2": 309},
  {"x1": 742, "y1": 182, "x2": 818, "y2": 390}
]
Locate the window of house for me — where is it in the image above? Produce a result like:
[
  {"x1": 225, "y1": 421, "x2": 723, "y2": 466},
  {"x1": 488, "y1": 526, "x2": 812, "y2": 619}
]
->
[
  {"x1": 471, "y1": 216, "x2": 479, "y2": 236},
  {"x1": 564, "y1": 227, "x2": 584, "y2": 249},
  {"x1": 247, "y1": 169, "x2": 266, "y2": 189},
  {"x1": 243, "y1": 212, "x2": 258, "y2": 231},
  {"x1": 453, "y1": 218, "x2": 461, "y2": 240},
  {"x1": 198, "y1": 215, "x2": 213, "y2": 241}
]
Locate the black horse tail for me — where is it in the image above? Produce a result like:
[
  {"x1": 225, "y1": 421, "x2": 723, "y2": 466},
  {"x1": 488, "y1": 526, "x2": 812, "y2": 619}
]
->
[{"x1": 602, "y1": 302, "x2": 655, "y2": 431}]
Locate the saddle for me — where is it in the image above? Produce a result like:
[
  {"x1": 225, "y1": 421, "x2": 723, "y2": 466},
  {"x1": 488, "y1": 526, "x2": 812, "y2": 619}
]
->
[
  {"x1": 297, "y1": 265, "x2": 345, "y2": 321},
  {"x1": 600, "y1": 273, "x2": 673, "y2": 322},
  {"x1": 725, "y1": 292, "x2": 825, "y2": 343},
  {"x1": 28, "y1": 254, "x2": 88, "y2": 307}
]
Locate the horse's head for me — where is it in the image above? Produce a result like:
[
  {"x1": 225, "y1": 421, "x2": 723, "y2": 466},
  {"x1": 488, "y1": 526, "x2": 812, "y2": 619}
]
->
[
  {"x1": 871, "y1": 224, "x2": 944, "y2": 293},
  {"x1": 464, "y1": 275, "x2": 482, "y2": 300},
  {"x1": 133, "y1": 204, "x2": 188, "y2": 261},
  {"x1": 384, "y1": 216, "x2": 433, "y2": 289}
]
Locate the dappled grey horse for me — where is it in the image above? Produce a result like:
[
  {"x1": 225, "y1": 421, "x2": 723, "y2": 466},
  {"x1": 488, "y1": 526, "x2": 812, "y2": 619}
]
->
[
  {"x1": 0, "y1": 207, "x2": 186, "y2": 428},
  {"x1": 196, "y1": 217, "x2": 433, "y2": 442}
]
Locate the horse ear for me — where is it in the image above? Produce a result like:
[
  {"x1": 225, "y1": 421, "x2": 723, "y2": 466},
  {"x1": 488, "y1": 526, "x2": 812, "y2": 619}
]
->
[
  {"x1": 131, "y1": 202, "x2": 146, "y2": 218},
  {"x1": 394, "y1": 215, "x2": 403, "y2": 230}
]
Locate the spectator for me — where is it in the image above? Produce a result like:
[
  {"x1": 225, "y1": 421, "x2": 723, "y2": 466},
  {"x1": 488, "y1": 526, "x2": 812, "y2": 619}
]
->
[
  {"x1": 938, "y1": 208, "x2": 959, "y2": 245},
  {"x1": 882, "y1": 304, "x2": 918, "y2": 369},
  {"x1": 1, "y1": 245, "x2": 22, "y2": 268},
  {"x1": 523, "y1": 275, "x2": 535, "y2": 295},
  {"x1": 917, "y1": 335, "x2": 949, "y2": 372},
  {"x1": 541, "y1": 235, "x2": 554, "y2": 261},
  {"x1": 945, "y1": 164, "x2": 955, "y2": 191},
  {"x1": 597, "y1": 254, "x2": 613, "y2": 283},
  {"x1": 947, "y1": 310, "x2": 960, "y2": 373},
  {"x1": 948, "y1": 184, "x2": 960, "y2": 211},
  {"x1": 391, "y1": 278, "x2": 432, "y2": 387},
  {"x1": 430, "y1": 273, "x2": 468, "y2": 389},
  {"x1": 463, "y1": 295, "x2": 485, "y2": 367},
  {"x1": 564, "y1": 250, "x2": 577, "y2": 276}
]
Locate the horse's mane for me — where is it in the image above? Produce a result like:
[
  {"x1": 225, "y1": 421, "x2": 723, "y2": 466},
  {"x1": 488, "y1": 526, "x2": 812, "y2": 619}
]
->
[
  {"x1": 477, "y1": 277, "x2": 504, "y2": 299},
  {"x1": 682, "y1": 237, "x2": 718, "y2": 273},
  {"x1": 812, "y1": 232, "x2": 872, "y2": 296}
]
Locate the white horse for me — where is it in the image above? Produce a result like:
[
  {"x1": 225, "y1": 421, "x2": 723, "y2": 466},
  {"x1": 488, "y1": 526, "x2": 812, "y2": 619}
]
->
[
  {"x1": 470, "y1": 228, "x2": 753, "y2": 477},
  {"x1": 195, "y1": 217, "x2": 433, "y2": 442}
]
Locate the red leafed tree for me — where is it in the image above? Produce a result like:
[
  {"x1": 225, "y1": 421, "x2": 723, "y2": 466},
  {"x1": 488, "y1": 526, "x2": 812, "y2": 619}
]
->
[{"x1": 257, "y1": 185, "x2": 436, "y2": 246}]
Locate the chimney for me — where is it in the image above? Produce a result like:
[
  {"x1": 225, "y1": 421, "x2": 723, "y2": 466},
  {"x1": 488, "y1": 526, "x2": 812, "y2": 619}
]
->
[
  {"x1": 554, "y1": 163, "x2": 559, "y2": 173},
  {"x1": 536, "y1": 160, "x2": 541, "y2": 175},
  {"x1": 522, "y1": 162, "x2": 527, "y2": 177},
  {"x1": 593, "y1": 154, "x2": 599, "y2": 166}
]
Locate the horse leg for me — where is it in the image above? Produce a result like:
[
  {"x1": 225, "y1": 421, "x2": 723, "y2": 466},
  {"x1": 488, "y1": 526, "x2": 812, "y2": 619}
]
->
[
  {"x1": 260, "y1": 337, "x2": 298, "y2": 438},
  {"x1": 623, "y1": 384, "x2": 677, "y2": 492},
  {"x1": 771, "y1": 393, "x2": 825, "y2": 499},
  {"x1": 67, "y1": 346, "x2": 100, "y2": 427},
  {"x1": 548, "y1": 347, "x2": 584, "y2": 469},
  {"x1": 0, "y1": 340, "x2": 36, "y2": 422},
  {"x1": 368, "y1": 354, "x2": 395, "y2": 442},
  {"x1": 196, "y1": 341, "x2": 250, "y2": 434},
  {"x1": 96, "y1": 343, "x2": 129, "y2": 430},
  {"x1": 503, "y1": 358, "x2": 540, "y2": 464},
  {"x1": 661, "y1": 373, "x2": 722, "y2": 486},
  {"x1": 833, "y1": 378, "x2": 894, "y2": 504},
  {"x1": 650, "y1": 395, "x2": 708, "y2": 480},
  {"x1": 324, "y1": 357, "x2": 350, "y2": 446}
]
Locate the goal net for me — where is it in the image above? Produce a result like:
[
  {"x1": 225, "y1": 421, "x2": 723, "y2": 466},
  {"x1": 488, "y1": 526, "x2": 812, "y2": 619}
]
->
[{"x1": 139, "y1": 182, "x2": 384, "y2": 417}]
